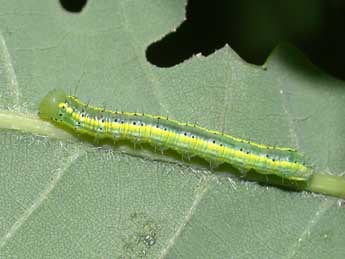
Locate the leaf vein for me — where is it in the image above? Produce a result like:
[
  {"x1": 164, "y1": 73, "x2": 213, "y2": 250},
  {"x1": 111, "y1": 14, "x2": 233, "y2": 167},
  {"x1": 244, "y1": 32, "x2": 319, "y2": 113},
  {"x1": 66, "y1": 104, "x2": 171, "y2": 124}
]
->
[{"x1": 0, "y1": 150, "x2": 84, "y2": 249}]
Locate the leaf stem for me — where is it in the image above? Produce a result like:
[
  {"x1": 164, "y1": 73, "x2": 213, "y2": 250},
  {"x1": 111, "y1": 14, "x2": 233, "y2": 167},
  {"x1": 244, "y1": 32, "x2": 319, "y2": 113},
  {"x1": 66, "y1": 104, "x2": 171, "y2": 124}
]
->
[
  {"x1": 0, "y1": 110, "x2": 75, "y2": 140},
  {"x1": 307, "y1": 173, "x2": 345, "y2": 198}
]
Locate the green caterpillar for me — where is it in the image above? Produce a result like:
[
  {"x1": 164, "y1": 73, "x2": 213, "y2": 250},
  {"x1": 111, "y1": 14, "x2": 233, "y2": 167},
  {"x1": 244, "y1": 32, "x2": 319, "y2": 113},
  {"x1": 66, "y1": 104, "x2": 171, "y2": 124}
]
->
[{"x1": 39, "y1": 89, "x2": 312, "y2": 183}]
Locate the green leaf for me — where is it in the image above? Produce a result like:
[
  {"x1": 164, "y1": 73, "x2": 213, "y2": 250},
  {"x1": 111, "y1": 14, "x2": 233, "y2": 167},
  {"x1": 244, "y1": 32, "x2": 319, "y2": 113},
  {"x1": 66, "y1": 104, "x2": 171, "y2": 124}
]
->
[{"x1": 1, "y1": 1, "x2": 345, "y2": 258}]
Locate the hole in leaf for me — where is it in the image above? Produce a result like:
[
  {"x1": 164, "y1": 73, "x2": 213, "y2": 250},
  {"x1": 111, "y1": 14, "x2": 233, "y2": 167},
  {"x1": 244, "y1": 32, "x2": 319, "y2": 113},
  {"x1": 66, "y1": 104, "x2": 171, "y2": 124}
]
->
[
  {"x1": 146, "y1": 0, "x2": 228, "y2": 67},
  {"x1": 146, "y1": 0, "x2": 345, "y2": 80},
  {"x1": 60, "y1": 0, "x2": 87, "y2": 13}
]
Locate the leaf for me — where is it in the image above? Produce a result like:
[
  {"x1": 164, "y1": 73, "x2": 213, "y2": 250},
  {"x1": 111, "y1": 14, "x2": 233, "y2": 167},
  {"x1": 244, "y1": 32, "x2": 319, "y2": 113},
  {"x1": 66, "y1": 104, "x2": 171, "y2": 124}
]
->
[{"x1": 0, "y1": 1, "x2": 345, "y2": 258}]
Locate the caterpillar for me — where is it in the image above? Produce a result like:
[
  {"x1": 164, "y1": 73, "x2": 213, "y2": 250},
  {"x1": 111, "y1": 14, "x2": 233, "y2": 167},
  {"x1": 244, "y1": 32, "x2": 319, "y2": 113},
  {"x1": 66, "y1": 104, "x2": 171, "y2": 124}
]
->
[{"x1": 39, "y1": 89, "x2": 312, "y2": 182}]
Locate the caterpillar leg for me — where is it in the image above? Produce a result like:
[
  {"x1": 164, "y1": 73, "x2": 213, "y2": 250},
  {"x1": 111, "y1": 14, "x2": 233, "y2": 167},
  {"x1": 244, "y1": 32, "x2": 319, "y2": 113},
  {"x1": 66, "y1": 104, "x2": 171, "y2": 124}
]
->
[
  {"x1": 239, "y1": 167, "x2": 251, "y2": 179},
  {"x1": 94, "y1": 133, "x2": 100, "y2": 145},
  {"x1": 208, "y1": 160, "x2": 222, "y2": 172}
]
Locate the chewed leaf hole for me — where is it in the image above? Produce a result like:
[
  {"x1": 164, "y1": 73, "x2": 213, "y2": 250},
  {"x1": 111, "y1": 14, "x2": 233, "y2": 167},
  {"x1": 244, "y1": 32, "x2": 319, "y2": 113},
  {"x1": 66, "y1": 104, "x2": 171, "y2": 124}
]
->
[
  {"x1": 146, "y1": 0, "x2": 345, "y2": 80},
  {"x1": 60, "y1": 0, "x2": 87, "y2": 13},
  {"x1": 146, "y1": 0, "x2": 228, "y2": 67}
]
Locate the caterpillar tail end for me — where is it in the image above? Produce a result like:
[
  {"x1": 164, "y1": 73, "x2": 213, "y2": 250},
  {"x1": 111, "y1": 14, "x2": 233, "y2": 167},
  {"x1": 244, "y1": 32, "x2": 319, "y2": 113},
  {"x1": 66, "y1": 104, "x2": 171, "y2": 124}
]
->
[{"x1": 39, "y1": 89, "x2": 67, "y2": 121}]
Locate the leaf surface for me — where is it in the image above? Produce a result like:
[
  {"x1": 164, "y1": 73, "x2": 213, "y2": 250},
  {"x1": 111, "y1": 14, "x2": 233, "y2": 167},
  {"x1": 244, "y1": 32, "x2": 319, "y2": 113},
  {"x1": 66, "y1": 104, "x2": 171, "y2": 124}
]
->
[{"x1": 0, "y1": 1, "x2": 344, "y2": 258}]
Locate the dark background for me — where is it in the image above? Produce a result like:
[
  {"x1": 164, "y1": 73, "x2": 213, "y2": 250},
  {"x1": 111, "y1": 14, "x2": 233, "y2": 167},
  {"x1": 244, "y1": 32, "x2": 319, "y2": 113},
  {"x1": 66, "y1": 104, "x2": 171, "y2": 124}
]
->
[{"x1": 60, "y1": 0, "x2": 345, "y2": 80}]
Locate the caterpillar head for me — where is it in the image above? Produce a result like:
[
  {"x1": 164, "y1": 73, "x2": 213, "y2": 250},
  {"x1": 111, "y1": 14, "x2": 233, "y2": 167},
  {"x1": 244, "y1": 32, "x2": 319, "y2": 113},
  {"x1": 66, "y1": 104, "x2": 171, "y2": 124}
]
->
[{"x1": 39, "y1": 89, "x2": 67, "y2": 121}]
